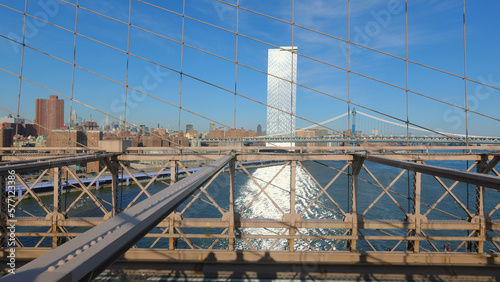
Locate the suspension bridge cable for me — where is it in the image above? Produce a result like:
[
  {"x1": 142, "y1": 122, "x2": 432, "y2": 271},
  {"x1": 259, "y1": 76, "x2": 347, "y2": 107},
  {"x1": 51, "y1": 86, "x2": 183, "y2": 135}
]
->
[
  {"x1": 5, "y1": 0, "x2": 499, "y2": 131},
  {"x1": 0, "y1": 33, "x2": 475, "y2": 145},
  {"x1": 405, "y1": 0, "x2": 410, "y2": 210},
  {"x1": 123, "y1": 0, "x2": 132, "y2": 137},
  {"x1": 14, "y1": 0, "x2": 27, "y2": 137},
  {"x1": 284, "y1": 113, "x2": 349, "y2": 136},
  {"x1": 66, "y1": 0, "x2": 79, "y2": 153},
  {"x1": 1, "y1": 54, "x2": 474, "y2": 146},
  {"x1": 0, "y1": 57, "x2": 358, "y2": 145},
  {"x1": 1, "y1": 1, "x2": 498, "y2": 145},
  {"x1": 233, "y1": 0, "x2": 240, "y2": 130},
  {"x1": 178, "y1": 0, "x2": 186, "y2": 134},
  {"x1": 357, "y1": 110, "x2": 494, "y2": 139},
  {"x1": 136, "y1": 0, "x2": 482, "y2": 119},
  {"x1": 3, "y1": 0, "x2": 500, "y2": 110},
  {"x1": 405, "y1": 0, "x2": 409, "y2": 145},
  {"x1": 463, "y1": 0, "x2": 471, "y2": 246},
  {"x1": 129, "y1": 1, "x2": 500, "y2": 123},
  {"x1": 290, "y1": 0, "x2": 295, "y2": 143},
  {"x1": 214, "y1": 0, "x2": 500, "y2": 94},
  {"x1": 347, "y1": 0, "x2": 351, "y2": 143},
  {"x1": 463, "y1": 0, "x2": 469, "y2": 146},
  {"x1": 0, "y1": 66, "x2": 203, "y2": 150}
]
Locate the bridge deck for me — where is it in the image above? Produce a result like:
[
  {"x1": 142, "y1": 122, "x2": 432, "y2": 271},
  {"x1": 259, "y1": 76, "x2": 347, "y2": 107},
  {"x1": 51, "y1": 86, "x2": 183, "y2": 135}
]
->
[{"x1": 1, "y1": 149, "x2": 500, "y2": 281}]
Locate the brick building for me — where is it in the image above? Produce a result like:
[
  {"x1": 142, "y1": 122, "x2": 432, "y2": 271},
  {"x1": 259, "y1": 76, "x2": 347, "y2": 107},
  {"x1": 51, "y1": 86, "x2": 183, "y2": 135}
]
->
[
  {"x1": 48, "y1": 130, "x2": 102, "y2": 173},
  {"x1": 141, "y1": 136, "x2": 163, "y2": 147},
  {"x1": 0, "y1": 122, "x2": 38, "y2": 138},
  {"x1": 36, "y1": 95, "x2": 64, "y2": 136},
  {"x1": 82, "y1": 121, "x2": 99, "y2": 130},
  {"x1": 140, "y1": 135, "x2": 189, "y2": 147},
  {"x1": 207, "y1": 128, "x2": 258, "y2": 139},
  {"x1": 103, "y1": 131, "x2": 189, "y2": 148},
  {"x1": 0, "y1": 123, "x2": 13, "y2": 147}
]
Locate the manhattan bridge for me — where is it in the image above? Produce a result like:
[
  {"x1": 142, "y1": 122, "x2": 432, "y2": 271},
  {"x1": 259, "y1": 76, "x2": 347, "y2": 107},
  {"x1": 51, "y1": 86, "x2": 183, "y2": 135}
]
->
[{"x1": 1, "y1": 0, "x2": 500, "y2": 281}]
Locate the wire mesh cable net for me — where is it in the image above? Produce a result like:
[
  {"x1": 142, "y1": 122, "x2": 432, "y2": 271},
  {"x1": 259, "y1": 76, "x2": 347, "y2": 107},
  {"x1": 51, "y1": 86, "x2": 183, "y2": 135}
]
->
[
  {"x1": 2, "y1": 3, "x2": 500, "y2": 280},
  {"x1": 0, "y1": 0, "x2": 499, "y2": 145}
]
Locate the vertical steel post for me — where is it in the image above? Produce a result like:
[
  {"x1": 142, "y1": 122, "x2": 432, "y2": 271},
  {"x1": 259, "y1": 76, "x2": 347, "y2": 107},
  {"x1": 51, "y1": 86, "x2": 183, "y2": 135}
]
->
[
  {"x1": 170, "y1": 161, "x2": 177, "y2": 184},
  {"x1": 412, "y1": 168, "x2": 422, "y2": 253},
  {"x1": 474, "y1": 156, "x2": 487, "y2": 253},
  {"x1": 229, "y1": 157, "x2": 236, "y2": 251},
  {"x1": 351, "y1": 167, "x2": 358, "y2": 252},
  {"x1": 349, "y1": 156, "x2": 363, "y2": 252},
  {"x1": 169, "y1": 160, "x2": 177, "y2": 249},
  {"x1": 168, "y1": 214, "x2": 175, "y2": 250},
  {"x1": 289, "y1": 160, "x2": 297, "y2": 252},
  {"x1": 52, "y1": 167, "x2": 61, "y2": 248},
  {"x1": 110, "y1": 157, "x2": 119, "y2": 217}
]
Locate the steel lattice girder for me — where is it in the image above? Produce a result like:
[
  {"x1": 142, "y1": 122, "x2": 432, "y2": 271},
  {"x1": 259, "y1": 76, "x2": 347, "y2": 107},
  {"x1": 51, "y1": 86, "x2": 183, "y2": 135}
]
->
[{"x1": 1, "y1": 154, "x2": 235, "y2": 282}]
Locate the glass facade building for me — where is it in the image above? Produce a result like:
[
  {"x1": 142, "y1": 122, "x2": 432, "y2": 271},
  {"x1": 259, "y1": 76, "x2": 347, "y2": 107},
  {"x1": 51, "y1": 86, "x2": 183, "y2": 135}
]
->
[{"x1": 266, "y1": 47, "x2": 297, "y2": 138}]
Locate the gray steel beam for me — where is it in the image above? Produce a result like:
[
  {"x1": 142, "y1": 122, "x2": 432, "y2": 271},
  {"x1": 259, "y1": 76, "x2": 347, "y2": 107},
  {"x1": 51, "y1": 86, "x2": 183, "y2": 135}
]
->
[
  {"x1": 1, "y1": 154, "x2": 234, "y2": 282},
  {"x1": 0, "y1": 153, "x2": 117, "y2": 176},
  {"x1": 0, "y1": 154, "x2": 90, "y2": 167},
  {"x1": 0, "y1": 147, "x2": 100, "y2": 151},
  {"x1": 364, "y1": 155, "x2": 500, "y2": 189},
  {"x1": 483, "y1": 155, "x2": 500, "y2": 174},
  {"x1": 117, "y1": 153, "x2": 494, "y2": 162},
  {"x1": 10, "y1": 217, "x2": 500, "y2": 230},
  {"x1": 124, "y1": 145, "x2": 500, "y2": 152}
]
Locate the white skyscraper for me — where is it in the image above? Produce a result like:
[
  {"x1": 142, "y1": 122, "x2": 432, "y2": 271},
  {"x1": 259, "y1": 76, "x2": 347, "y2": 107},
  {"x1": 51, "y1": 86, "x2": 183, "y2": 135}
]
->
[{"x1": 266, "y1": 47, "x2": 297, "y2": 142}]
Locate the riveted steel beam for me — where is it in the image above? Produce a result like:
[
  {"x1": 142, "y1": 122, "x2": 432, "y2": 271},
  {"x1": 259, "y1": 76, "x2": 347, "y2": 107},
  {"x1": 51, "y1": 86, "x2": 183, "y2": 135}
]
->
[
  {"x1": 0, "y1": 153, "x2": 117, "y2": 176},
  {"x1": 364, "y1": 155, "x2": 500, "y2": 189}
]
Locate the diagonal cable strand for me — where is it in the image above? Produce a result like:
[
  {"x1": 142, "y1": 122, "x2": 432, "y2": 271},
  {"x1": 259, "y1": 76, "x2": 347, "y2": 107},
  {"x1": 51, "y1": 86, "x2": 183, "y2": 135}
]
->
[
  {"x1": 0, "y1": 31, "x2": 475, "y2": 144},
  {"x1": 135, "y1": 0, "x2": 495, "y2": 117},
  {"x1": 213, "y1": 0, "x2": 500, "y2": 93},
  {"x1": 123, "y1": 0, "x2": 132, "y2": 136},
  {"x1": 2, "y1": 2, "x2": 499, "y2": 130},
  {"x1": 0, "y1": 32, "x2": 475, "y2": 145},
  {"x1": 66, "y1": 0, "x2": 79, "y2": 151},
  {"x1": 122, "y1": 1, "x2": 500, "y2": 121},
  {"x1": 0, "y1": 1, "x2": 498, "y2": 146},
  {"x1": 3, "y1": 0, "x2": 500, "y2": 97},
  {"x1": 15, "y1": 0, "x2": 28, "y2": 137},
  {"x1": 0, "y1": 66, "x2": 204, "y2": 150},
  {"x1": 178, "y1": 0, "x2": 186, "y2": 134}
]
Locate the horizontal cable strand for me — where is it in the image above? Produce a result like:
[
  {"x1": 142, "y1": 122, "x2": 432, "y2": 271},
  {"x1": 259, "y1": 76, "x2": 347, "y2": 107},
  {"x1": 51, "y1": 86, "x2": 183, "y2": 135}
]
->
[
  {"x1": 0, "y1": 2, "x2": 496, "y2": 144},
  {"x1": 3, "y1": 0, "x2": 500, "y2": 95},
  {"x1": 3, "y1": 3, "x2": 498, "y2": 125},
  {"x1": 0, "y1": 32, "x2": 472, "y2": 144}
]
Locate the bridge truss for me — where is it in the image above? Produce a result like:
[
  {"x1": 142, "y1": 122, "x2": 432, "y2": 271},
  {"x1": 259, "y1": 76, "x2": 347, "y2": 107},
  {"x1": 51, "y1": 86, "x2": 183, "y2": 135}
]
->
[
  {"x1": 1, "y1": 145, "x2": 500, "y2": 280},
  {"x1": 1, "y1": 0, "x2": 500, "y2": 280},
  {"x1": 202, "y1": 135, "x2": 500, "y2": 145}
]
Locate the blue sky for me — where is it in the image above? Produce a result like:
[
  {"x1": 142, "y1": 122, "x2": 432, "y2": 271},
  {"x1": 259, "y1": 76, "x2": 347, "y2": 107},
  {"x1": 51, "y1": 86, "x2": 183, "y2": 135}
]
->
[{"x1": 0, "y1": 0, "x2": 499, "y2": 136}]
